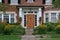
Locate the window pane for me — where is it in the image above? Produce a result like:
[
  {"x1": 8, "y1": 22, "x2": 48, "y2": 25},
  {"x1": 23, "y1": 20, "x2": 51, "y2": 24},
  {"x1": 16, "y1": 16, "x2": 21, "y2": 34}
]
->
[
  {"x1": 28, "y1": 11, "x2": 33, "y2": 13},
  {"x1": 4, "y1": 14, "x2": 9, "y2": 23},
  {"x1": 45, "y1": 13, "x2": 49, "y2": 22},
  {"x1": 0, "y1": 0, "x2": 2, "y2": 2},
  {"x1": 58, "y1": 13, "x2": 60, "y2": 20},
  {"x1": 24, "y1": 15, "x2": 26, "y2": 26},
  {"x1": 11, "y1": 14, "x2": 14, "y2": 18},
  {"x1": 11, "y1": 14, "x2": 14, "y2": 23},
  {"x1": 11, "y1": 0, "x2": 18, "y2": 5},
  {"x1": 11, "y1": 18, "x2": 14, "y2": 23},
  {"x1": 27, "y1": 0, "x2": 33, "y2": 2},
  {"x1": 51, "y1": 13, "x2": 56, "y2": 23},
  {"x1": 46, "y1": 0, "x2": 52, "y2": 5},
  {"x1": 35, "y1": 15, "x2": 37, "y2": 26}
]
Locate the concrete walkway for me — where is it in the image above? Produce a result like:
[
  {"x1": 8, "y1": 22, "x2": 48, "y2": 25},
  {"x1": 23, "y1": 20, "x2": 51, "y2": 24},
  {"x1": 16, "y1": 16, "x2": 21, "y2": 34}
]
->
[
  {"x1": 22, "y1": 35, "x2": 35, "y2": 40},
  {"x1": 22, "y1": 35, "x2": 40, "y2": 40},
  {"x1": 21, "y1": 28, "x2": 40, "y2": 40}
]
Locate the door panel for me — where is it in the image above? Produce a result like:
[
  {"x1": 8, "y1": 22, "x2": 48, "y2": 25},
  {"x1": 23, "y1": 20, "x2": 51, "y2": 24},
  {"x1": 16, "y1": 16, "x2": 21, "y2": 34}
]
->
[{"x1": 26, "y1": 14, "x2": 34, "y2": 28}]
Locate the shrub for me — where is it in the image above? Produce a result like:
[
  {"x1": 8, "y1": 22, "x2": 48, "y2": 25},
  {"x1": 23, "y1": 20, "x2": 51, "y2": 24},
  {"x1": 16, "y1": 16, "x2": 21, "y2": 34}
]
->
[
  {"x1": 45, "y1": 22, "x2": 55, "y2": 31},
  {"x1": 0, "y1": 22, "x2": 5, "y2": 34},
  {"x1": 33, "y1": 24, "x2": 47, "y2": 34},
  {"x1": 9, "y1": 23, "x2": 19, "y2": 25},
  {"x1": 4, "y1": 24, "x2": 25, "y2": 35},
  {"x1": 12, "y1": 25, "x2": 25, "y2": 35},
  {"x1": 0, "y1": 22, "x2": 25, "y2": 35},
  {"x1": 55, "y1": 25, "x2": 60, "y2": 34},
  {"x1": 4, "y1": 24, "x2": 15, "y2": 35}
]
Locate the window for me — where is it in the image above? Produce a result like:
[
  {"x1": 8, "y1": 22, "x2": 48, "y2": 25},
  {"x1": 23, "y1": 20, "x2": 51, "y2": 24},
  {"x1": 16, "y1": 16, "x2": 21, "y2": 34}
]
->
[
  {"x1": 58, "y1": 13, "x2": 60, "y2": 20},
  {"x1": 0, "y1": 0, "x2": 2, "y2": 3},
  {"x1": 51, "y1": 13, "x2": 56, "y2": 23},
  {"x1": 28, "y1": 11, "x2": 33, "y2": 13},
  {"x1": 10, "y1": 0, "x2": 18, "y2": 5},
  {"x1": 34, "y1": 11, "x2": 37, "y2": 13},
  {"x1": 24, "y1": 15, "x2": 26, "y2": 26},
  {"x1": 4, "y1": 14, "x2": 9, "y2": 23},
  {"x1": 0, "y1": 0, "x2": 4, "y2": 3},
  {"x1": 42, "y1": 0, "x2": 45, "y2": 4},
  {"x1": 45, "y1": 0, "x2": 52, "y2": 5},
  {"x1": 11, "y1": 14, "x2": 14, "y2": 23},
  {"x1": 26, "y1": 0, "x2": 35, "y2": 2},
  {"x1": 45, "y1": 13, "x2": 49, "y2": 22},
  {"x1": 35, "y1": 15, "x2": 37, "y2": 26},
  {"x1": 0, "y1": 13, "x2": 15, "y2": 23},
  {"x1": 8, "y1": 0, "x2": 20, "y2": 5}
]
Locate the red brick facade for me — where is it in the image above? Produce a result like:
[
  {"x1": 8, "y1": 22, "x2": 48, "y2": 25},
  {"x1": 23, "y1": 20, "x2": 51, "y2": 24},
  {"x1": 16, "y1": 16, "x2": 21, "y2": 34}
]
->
[
  {"x1": 3, "y1": 0, "x2": 44, "y2": 23},
  {"x1": 1, "y1": 0, "x2": 59, "y2": 28}
]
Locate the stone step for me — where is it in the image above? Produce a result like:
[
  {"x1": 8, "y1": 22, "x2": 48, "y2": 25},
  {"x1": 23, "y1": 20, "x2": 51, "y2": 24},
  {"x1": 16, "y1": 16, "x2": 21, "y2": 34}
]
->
[{"x1": 25, "y1": 28, "x2": 33, "y2": 35}]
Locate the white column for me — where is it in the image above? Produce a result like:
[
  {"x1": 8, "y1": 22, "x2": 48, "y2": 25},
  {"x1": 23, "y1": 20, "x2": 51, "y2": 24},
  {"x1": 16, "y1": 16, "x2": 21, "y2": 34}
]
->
[
  {"x1": 9, "y1": 14, "x2": 11, "y2": 23},
  {"x1": 37, "y1": 8, "x2": 42, "y2": 26},
  {"x1": 19, "y1": 8, "x2": 24, "y2": 27},
  {"x1": 39, "y1": 8, "x2": 42, "y2": 17},
  {"x1": 19, "y1": 8, "x2": 22, "y2": 17},
  {"x1": 49, "y1": 12, "x2": 51, "y2": 22},
  {"x1": 2, "y1": 14, "x2": 4, "y2": 22}
]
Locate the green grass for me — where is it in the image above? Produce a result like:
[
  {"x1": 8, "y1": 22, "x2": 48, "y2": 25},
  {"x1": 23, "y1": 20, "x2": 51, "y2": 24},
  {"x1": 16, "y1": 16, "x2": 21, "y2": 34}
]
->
[
  {"x1": 40, "y1": 38, "x2": 60, "y2": 40},
  {"x1": 0, "y1": 35, "x2": 21, "y2": 40},
  {"x1": 40, "y1": 32, "x2": 60, "y2": 40}
]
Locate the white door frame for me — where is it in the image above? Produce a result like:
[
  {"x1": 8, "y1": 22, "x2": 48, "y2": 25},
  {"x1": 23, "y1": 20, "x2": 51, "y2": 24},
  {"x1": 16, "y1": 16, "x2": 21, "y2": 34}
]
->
[{"x1": 19, "y1": 7, "x2": 42, "y2": 28}]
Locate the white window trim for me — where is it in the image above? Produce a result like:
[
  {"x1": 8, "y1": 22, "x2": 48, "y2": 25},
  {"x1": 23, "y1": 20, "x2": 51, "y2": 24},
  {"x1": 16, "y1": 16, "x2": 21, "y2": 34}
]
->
[
  {"x1": 0, "y1": 12, "x2": 17, "y2": 23},
  {"x1": 44, "y1": 11, "x2": 60, "y2": 23}
]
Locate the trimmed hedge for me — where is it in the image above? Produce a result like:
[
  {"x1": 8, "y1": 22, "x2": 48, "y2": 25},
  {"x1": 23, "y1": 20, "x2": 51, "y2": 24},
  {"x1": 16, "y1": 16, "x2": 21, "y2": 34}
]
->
[
  {"x1": 44, "y1": 22, "x2": 56, "y2": 31},
  {"x1": 55, "y1": 25, "x2": 60, "y2": 34},
  {"x1": 0, "y1": 22, "x2": 25, "y2": 35},
  {"x1": 33, "y1": 24, "x2": 47, "y2": 34}
]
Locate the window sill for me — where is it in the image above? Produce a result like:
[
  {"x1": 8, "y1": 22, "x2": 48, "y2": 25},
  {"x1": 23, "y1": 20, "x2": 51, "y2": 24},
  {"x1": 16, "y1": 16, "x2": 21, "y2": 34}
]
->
[
  {"x1": 10, "y1": 4, "x2": 19, "y2": 5},
  {"x1": 27, "y1": 2, "x2": 34, "y2": 3},
  {"x1": 45, "y1": 4, "x2": 52, "y2": 5}
]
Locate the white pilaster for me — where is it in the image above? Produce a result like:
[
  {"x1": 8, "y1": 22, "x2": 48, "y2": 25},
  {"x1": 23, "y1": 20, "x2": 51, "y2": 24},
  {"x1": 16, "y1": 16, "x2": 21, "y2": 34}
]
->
[
  {"x1": 2, "y1": 14, "x2": 4, "y2": 22},
  {"x1": 19, "y1": 8, "x2": 22, "y2": 17},
  {"x1": 9, "y1": 14, "x2": 11, "y2": 23},
  {"x1": 19, "y1": 8, "x2": 24, "y2": 27},
  {"x1": 37, "y1": 8, "x2": 42, "y2": 26}
]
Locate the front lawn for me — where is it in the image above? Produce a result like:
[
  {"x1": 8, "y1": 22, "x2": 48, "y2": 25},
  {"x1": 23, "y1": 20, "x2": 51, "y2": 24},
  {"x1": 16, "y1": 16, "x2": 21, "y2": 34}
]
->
[
  {"x1": 40, "y1": 33, "x2": 60, "y2": 40},
  {"x1": 40, "y1": 38, "x2": 60, "y2": 40},
  {"x1": 0, "y1": 35, "x2": 21, "y2": 40}
]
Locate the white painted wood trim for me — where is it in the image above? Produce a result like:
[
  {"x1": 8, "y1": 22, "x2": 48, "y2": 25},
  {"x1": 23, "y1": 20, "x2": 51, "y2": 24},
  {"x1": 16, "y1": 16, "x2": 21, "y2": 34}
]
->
[
  {"x1": 44, "y1": 11, "x2": 60, "y2": 23},
  {"x1": 0, "y1": 12, "x2": 17, "y2": 23},
  {"x1": 19, "y1": 8, "x2": 22, "y2": 17},
  {"x1": 2, "y1": 14, "x2": 4, "y2": 22}
]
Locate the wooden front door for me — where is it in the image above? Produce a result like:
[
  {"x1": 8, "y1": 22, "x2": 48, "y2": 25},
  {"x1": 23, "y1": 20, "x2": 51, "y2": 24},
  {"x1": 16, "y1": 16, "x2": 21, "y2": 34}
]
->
[{"x1": 26, "y1": 14, "x2": 34, "y2": 28}]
